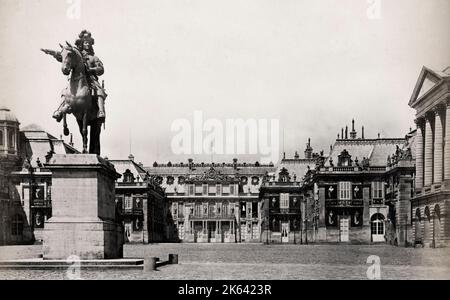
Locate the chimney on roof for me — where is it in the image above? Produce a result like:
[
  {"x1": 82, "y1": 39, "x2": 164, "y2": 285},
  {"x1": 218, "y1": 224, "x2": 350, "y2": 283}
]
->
[
  {"x1": 304, "y1": 138, "x2": 313, "y2": 159},
  {"x1": 345, "y1": 126, "x2": 348, "y2": 139},
  {"x1": 233, "y1": 158, "x2": 238, "y2": 170},
  {"x1": 350, "y1": 119, "x2": 357, "y2": 139},
  {"x1": 341, "y1": 128, "x2": 344, "y2": 139},
  {"x1": 362, "y1": 126, "x2": 365, "y2": 139},
  {"x1": 128, "y1": 154, "x2": 135, "y2": 161},
  {"x1": 378, "y1": 133, "x2": 381, "y2": 138}
]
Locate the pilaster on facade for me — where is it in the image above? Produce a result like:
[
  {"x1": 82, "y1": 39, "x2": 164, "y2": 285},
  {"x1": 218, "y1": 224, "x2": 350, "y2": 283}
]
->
[{"x1": 444, "y1": 98, "x2": 450, "y2": 183}]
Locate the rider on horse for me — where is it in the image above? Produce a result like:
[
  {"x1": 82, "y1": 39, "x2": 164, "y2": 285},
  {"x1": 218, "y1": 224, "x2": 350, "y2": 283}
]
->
[{"x1": 42, "y1": 30, "x2": 107, "y2": 123}]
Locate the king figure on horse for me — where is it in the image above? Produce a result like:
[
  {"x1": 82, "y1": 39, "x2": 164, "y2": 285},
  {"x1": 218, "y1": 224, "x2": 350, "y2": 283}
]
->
[
  {"x1": 42, "y1": 30, "x2": 107, "y2": 123},
  {"x1": 41, "y1": 30, "x2": 107, "y2": 155}
]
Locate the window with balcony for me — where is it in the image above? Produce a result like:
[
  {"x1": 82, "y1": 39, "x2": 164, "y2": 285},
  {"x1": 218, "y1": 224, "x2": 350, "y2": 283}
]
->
[
  {"x1": 230, "y1": 184, "x2": 235, "y2": 196},
  {"x1": 209, "y1": 203, "x2": 216, "y2": 217},
  {"x1": 339, "y1": 182, "x2": 351, "y2": 200},
  {"x1": 188, "y1": 184, "x2": 194, "y2": 196},
  {"x1": 280, "y1": 193, "x2": 290, "y2": 209},
  {"x1": 194, "y1": 203, "x2": 201, "y2": 217},
  {"x1": 216, "y1": 202, "x2": 222, "y2": 216},
  {"x1": 124, "y1": 196, "x2": 132, "y2": 210},
  {"x1": 372, "y1": 181, "x2": 384, "y2": 199},
  {"x1": 216, "y1": 184, "x2": 222, "y2": 195},
  {"x1": 223, "y1": 202, "x2": 229, "y2": 216}
]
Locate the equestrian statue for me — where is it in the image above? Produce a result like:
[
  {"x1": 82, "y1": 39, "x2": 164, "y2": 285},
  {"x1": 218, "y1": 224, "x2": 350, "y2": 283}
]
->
[{"x1": 41, "y1": 30, "x2": 107, "y2": 155}]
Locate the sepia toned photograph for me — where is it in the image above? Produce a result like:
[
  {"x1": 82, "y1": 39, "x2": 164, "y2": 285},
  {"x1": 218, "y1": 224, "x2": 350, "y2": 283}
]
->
[{"x1": 0, "y1": 0, "x2": 449, "y2": 285}]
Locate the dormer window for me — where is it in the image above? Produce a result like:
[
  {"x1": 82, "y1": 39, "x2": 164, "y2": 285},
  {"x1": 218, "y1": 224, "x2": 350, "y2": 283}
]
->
[
  {"x1": 178, "y1": 176, "x2": 185, "y2": 184},
  {"x1": 167, "y1": 176, "x2": 175, "y2": 185},
  {"x1": 251, "y1": 176, "x2": 259, "y2": 185},
  {"x1": 123, "y1": 169, "x2": 135, "y2": 183},
  {"x1": 337, "y1": 149, "x2": 352, "y2": 167},
  {"x1": 278, "y1": 167, "x2": 290, "y2": 182}
]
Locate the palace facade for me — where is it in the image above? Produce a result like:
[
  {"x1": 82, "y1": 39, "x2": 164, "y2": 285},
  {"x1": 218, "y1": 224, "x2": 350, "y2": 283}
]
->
[
  {"x1": 110, "y1": 157, "x2": 175, "y2": 244},
  {"x1": 260, "y1": 140, "x2": 317, "y2": 244},
  {"x1": 145, "y1": 159, "x2": 276, "y2": 243},
  {"x1": 301, "y1": 121, "x2": 413, "y2": 244},
  {"x1": 409, "y1": 66, "x2": 450, "y2": 247}
]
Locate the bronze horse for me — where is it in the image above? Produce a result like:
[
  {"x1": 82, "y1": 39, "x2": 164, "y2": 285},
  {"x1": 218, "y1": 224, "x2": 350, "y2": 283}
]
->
[{"x1": 55, "y1": 42, "x2": 102, "y2": 155}]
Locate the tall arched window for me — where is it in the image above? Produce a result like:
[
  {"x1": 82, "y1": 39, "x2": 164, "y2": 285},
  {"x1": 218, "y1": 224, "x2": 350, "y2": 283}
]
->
[{"x1": 0, "y1": 129, "x2": 4, "y2": 146}]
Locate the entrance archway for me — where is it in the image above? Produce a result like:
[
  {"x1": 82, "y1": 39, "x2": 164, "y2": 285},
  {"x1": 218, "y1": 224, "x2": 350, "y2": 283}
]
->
[{"x1": 371, "y1": 213, "x2": 385, "y2": 242}]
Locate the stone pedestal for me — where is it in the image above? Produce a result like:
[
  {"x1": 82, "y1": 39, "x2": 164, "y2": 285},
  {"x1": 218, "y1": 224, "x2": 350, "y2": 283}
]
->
[{"x1": 43, "y1": 154, "x2": 123, "y2": 260}]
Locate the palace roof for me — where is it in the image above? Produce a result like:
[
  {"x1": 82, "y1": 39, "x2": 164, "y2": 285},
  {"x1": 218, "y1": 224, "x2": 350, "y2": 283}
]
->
[{"x1": 326, "y1": 137, "x2": 406, "y2": 168}]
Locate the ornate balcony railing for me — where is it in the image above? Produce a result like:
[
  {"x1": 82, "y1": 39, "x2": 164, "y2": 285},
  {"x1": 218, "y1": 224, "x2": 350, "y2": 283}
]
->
[
  {"x1": 122, "y1": 208, "x2": 144, "y2": 215},
  {"x1": 31, "y1": 199, "x2": 52, "y2": 208}
]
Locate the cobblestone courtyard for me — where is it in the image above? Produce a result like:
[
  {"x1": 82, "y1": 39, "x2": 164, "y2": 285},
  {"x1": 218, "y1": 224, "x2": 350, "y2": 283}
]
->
[{"x1": 0, "y1": 243, "x2": 449, "y2": 280}]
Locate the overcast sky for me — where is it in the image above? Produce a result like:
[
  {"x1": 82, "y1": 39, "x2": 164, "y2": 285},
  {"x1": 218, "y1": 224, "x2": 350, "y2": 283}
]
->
[{"x1": 1, "y1": 0, "x2": 449, "y2": 166}]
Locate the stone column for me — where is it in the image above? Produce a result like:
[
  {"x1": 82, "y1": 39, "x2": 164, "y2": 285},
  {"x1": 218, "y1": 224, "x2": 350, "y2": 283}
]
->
[
  {"x1": 424, "y1": 116, "x2": 434, "y2": 186},
  {"x1": 445, "y1": 101, "x2": 450, "y2": 180},
  {"x1": 434, "y1": 108, "x2": 444, "y2": 184},
  {"x1": 415, "y1": 119, "x2": 424, "y2": 189}
]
